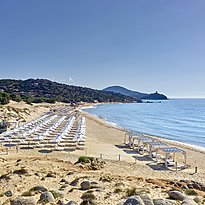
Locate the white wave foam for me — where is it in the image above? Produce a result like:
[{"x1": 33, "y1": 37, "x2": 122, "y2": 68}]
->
[{"x1": 80, "y1": 105, "x2": 97, "y2": 111}]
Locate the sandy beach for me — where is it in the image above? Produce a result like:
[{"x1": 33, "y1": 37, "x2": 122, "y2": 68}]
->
[{"x1": 0, "y1": 102, "x2": 205, "y2": 204}]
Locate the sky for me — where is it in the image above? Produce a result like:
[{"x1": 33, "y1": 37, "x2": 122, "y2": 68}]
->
[{"x1": 0, "y1": 0, "x2": 205, "y2": 98}]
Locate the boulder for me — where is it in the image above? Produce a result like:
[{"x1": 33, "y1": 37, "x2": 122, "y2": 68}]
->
[
  {"x1": 193, "y1": 196, "x2": 204, "y2": 203},
  {"x1": 168, "y1": 191, "x2": 187, "y2": 201},
  {"x1": 10, "y1": 196, "x2": 36, "y2": 205},
  {"x1": 80, "y1": 181, "x2": 91, "y2": 190},
  {"x1": 153, "y1": 199, "x2": 176, "y2": 205},
  {"x1": 182, "y1": 199, "x2": 198, "y2": 205},
  {"x1": 39, "y1": 191, "x2": 55, "y2": 203},
  {"x1": 140, "y1": 195, "x2": 154, "y2": 205},
  {"x1": 4, "y1": 190, "x2": 13, "y2": 197},
  {"x1": 123, "y1": 196, "x2": 145, "y2": 205}
]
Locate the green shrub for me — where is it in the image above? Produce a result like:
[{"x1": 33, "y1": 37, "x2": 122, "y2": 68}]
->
[
  {"x1": 77, "y1": 156, "x2": 94, "y2": 164},
  {"x1": 126, "y1": 187, "x2": 137, "y2": 196},
  {"x1": 184, "y1": 189, "x2": 198, "y2": 196},
  {"x1": 126, "y1": 187, "x2": 150, "y2": 197}
]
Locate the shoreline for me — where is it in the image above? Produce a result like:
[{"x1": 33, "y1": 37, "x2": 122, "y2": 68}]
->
[{"x1": 80, "y1": 104, "x2": 205, "y2": 155}]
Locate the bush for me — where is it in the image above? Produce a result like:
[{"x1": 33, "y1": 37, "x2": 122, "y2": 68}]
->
[
  {"x1": 77, "y1": 156, "x2": 94, "y2": 164},
  {"x1": 10, "y1": 93, "x2": 21, "y2": 102},
  {"x1": 184, "y1": 189, "x2": 198, "y2": 196},
  {"x1": 126, "y1": 187, "x2": 137, "y2": 196},
  {"x1": 126, "y1": 187, "x2": 150, "y2": 197},
  {"x1": 0, "y1": 92, "x2": 10, "y2": 105}
]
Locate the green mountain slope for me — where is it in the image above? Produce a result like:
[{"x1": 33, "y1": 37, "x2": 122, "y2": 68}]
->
[
  {"x1": 103, "y1": 86, "x2": 168, "y2": 100},
  {"x1": 0, "y1": 79, "x2": 134, "y2": 105}
]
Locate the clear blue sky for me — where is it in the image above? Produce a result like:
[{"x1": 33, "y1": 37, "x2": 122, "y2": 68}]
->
[{"x1": 0, "y1": 1, "x2": 205, "y2": 98}]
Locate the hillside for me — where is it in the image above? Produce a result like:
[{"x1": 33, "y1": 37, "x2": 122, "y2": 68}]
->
[
  {"x1": 103, "y1": 86, "x2": 168, "y2": 100},
  {"x1": 0, "y1": 79, "x2": 134, "y2": 105}
]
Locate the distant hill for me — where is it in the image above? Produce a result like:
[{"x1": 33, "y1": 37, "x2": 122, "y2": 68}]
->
[
  {"x1": 103, "y1": 86, "x2": 168, "y2": 100},
  {"x1": 0, "y1": 79, "x2": 135, "y2": 105}
]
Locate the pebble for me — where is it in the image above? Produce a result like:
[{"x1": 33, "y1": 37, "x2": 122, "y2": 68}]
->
[
  {"x1": 4, "y1": 190, "x2": 13, "y2": 197},
  {"x1": 80, "y1": 181, "x2": 91, "y2": 190},
  {"x1": 153, "y1": 199, "x2": 176, "y2": 205},
  {"x1": 123, "y1": 196, "x2": 145, "y2": 205},
  {"x1": 140, "y1": 195, "x2": 154, "y2": 205},
  {"x1": 168, "y1": 190, "x2": 187, "y2": 201},
  {"x1": 182, "y1": 199, "x2": 198, "y2": 205},
  {"x1": 39, "y1": 191, "x2": 55, "y2": 203},
  {"x1": 60, "y1": 178, "x2": 69, "y2": 184},
  {"x1": 193, "y1": 196, "x2": 204, "y2": 203},
  {"x1": 10, "y1": 196, "x2": 36, "y2": 205}
]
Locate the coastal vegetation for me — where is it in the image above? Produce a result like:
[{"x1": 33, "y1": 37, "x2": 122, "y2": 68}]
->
[{"x1": 0, "y1": 79, "x2": 134, "y2": 105}]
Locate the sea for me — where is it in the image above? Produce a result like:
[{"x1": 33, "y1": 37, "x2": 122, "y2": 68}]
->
[{"x1": 82, "y1": 99, "x2": 205, "y2": 150}]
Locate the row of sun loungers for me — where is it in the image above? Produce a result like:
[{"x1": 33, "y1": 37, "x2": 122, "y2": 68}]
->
[
  {"x1": 0, "y1": 111, "x2": 87, "y2": 152},
  {"x1": 127, "y1": 132, "x2": 187, "y2": 169}
]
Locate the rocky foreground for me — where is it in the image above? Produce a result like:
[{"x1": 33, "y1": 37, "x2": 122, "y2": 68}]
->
[{"x1": 0, "y1": 155, "x2": 205, "y2": 205}]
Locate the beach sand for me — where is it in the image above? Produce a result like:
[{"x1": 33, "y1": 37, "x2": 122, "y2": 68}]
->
[{"x1": 0, "y1": 102, "x2": 205, "y2": 204}]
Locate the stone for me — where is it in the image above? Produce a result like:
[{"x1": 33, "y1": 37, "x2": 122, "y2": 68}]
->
[
  {"x1": 70, "y1": 178, "x2": 79, "y2": 186},
  {"x1": 153, "y1": 199, "x2": 176, "y2": 205},
  {"x1": 140, "y1": 195, "x2": 154, "y2": 205},
  {"x1": 180, "y1": 180, "x2": 189, "y2": 183},
  {"x1": 66, "y1": 201, "x2": 78, "y2": 205},
  {"x1": 13, "y1": 168, "x2": 28, "y2": 175},
  {"x1": 57, "y1": 200, "x2": 66, "y2": 205},
  {"x1": 4, "y1": 190, "x2": 13, "y2": 197},
  {"x1": 123, "y1": 196, "x2": 145, "y2": 205},
  {"x1": 46, "y1": 172, "x2": 56, "y2": 178},
  {"x1": 187, "y1": 184, "x2": 194, "y2": 189},
  {"x1": 80, "y1": 181, "x2": 91, "y2": 190},
  {"x1": 60, "y1": 178, "x2": 69, "y2": 184},
  {"x1": 182, "y1": 199, "x2": 198, "y2": 205},
  {"x1": 201, "y1": 185, "x2": 205, "y2": 192},
  {"x1": 51, "y1": 190, "x2": 64, "y2": 198},
  {"x1": 168, "y1": 190, "x2": 187, "y2": 201},
  {"x1": 182, "y1": 185, "x2": 189, "y2": 190},
  {"x1": 10, "y1": 196, "x2": 36, "y2": 205},
  {"x1": 30, "y1": 185, "x2": 48, "y2": 193},
  {"x1": 34, "y1": 173, "x2": 40, "y2": 177},
  {"x1": 90, "y1": 181, "x2": 101, "y2": 189},
  {"x1": 81, "y1": 192, "x2": 96, "y2": 203},
  {"x1": 193, "y1": 183, "x2": 201, "y2": 190},
  {"x1": 39, "y1": 191, "x2": 55, "y2": 203},
  {"x1": 193, "y1": 196, "x2": 204, "y2": 203}
]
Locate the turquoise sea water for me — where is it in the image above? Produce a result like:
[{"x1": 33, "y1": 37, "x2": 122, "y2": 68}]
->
[{"x1": 82, "y1": 99, "x2": 205, "y2": 149}]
